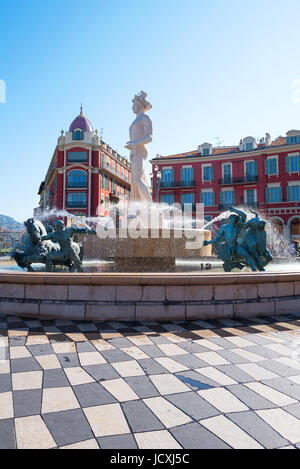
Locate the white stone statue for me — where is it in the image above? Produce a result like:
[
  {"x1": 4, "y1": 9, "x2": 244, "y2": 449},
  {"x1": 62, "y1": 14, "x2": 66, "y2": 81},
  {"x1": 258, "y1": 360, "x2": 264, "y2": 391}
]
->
[{"x1": 125, "y1": 91, "x2": 152, "y2": 202}]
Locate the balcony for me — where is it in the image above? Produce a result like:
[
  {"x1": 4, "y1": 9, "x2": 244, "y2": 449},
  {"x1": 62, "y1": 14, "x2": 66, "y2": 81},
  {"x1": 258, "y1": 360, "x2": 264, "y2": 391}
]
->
[
  {"x1": 218, "y1": 176, "x2": 259, "y2": 185},
  {"x1": 160, "y1": 180, "x2": 195, "y2": 189},
  {"x1": 67, "y1": 202, "x2": 86, "y2": 208},
  {"x1": 219, "y1": 202, "x2": 260, "y2": 211},
  {"x1": 100, "y1": 162, "x2": 131, "y2": 185}
]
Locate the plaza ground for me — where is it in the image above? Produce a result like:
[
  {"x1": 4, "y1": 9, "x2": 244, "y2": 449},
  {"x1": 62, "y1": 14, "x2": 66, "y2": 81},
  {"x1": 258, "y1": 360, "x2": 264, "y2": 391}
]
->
[{"x1": 1, "y1": 313, "x2": 300, "y2": 449}]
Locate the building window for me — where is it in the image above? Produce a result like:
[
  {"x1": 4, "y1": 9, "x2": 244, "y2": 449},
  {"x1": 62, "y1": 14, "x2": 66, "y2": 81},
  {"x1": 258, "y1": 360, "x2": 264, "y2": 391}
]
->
[
  {"x1": 246, "y1": 142, "x2": 253, "y2": 151},
  {"x1": 72, "y1": 130, "x2": 84, "y2": 141},
  {"x1": 68, "y1": 151, "x2": 88, "y2": 163},
  {"x1": 67, "y1": 192, "x2": 87, "y2": 208},
  {"x1": 287, "y1": 185, "x2": 300, "y2": 202},
  {"x1": 245, "y1": 189, "x2": 255, "y2": 205},
  {"x1": 180, "y1": 167, "x2": 194, "y2": 185},
  {"x1": 200, "y1": 191, "x2": 215, "y2": 207},
  {"x1": 266, "y1": 187, "x2": 282, "y2": 203},
  {"x1": 202, "y1": 148, "x2": 210, "y2": 156},
  {"x1": 222, "y1": 163, "x2": 232, "y2": 183},
  {"x1": 286, "y1": 155, "x2": 300, "y2": 173},
  {"x1": 220, "y1": 190, "x2": 235, "y2": 207},
  {"x1": 180, "y1": 192, "x2": 195, "y2": 210},
  {"x1": 245, "y1": 161, "x2": 258, "y2": 181},
  {"x1": 265, "y1": 158, "x2": 278, "y2": 175},
  {"x1": 202, "y1": 165, "x2": 214, "y2": 182},
  {"x1": 287, "y1": 135, "x2": 300, "y2": 145},
  {"x1": 160, "y1": 193, "x2": 175, "y2": 206},
  {"x1": 161, "y1": 169, "x2": 174, "y2": 187},
  {"x1": 67, "y1": 170, "x2": 87, "y2": 188}
]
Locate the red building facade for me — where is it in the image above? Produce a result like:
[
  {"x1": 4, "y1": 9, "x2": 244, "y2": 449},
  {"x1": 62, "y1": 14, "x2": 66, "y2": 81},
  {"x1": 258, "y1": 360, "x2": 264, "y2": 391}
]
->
[
  {"x1": 151, "y1": 131, "x2": 300, "y2": 245},
  {"x1": 37, "y1": 108, "x2": 131, "y2": 223}
]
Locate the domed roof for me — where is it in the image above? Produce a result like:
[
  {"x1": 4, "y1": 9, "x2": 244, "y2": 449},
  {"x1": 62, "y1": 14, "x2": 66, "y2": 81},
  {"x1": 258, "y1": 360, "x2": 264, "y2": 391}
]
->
[{"x1": 69, "y1": 105, "x2": 94, "y2": 133}]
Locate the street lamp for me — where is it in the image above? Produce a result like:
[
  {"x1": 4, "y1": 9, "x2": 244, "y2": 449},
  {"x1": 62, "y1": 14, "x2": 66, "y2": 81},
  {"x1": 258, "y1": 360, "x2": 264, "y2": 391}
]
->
[{"x1": 154, "y1": 165, "x2": 162, "y2": 203}]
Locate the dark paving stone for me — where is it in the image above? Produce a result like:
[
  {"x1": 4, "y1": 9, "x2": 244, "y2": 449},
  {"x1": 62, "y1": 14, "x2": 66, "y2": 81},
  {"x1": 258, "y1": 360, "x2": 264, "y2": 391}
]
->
[
  {"x1": 176, "y1": 341, "x2": 212, "y2": 354},
  {"x1": 107, "y1": 337, "x2": 133, "y2": 348},
  {"x1": 170, "y1": 422, "x2": 230, "y2": 449},
  {"x1": 122, "y1": 400, "x2": 164, "y2": 432},
  {"x1": 49, "y1": 334, "x2": 72, "y2": 344},
  {"x1": 100, "y1": 349, "x2": 132, "y2": 363},
  {"x1": 43, "y1": 409, "x2": 94, "y2": 447},
  {"x1": 172, "y1": 331, "x2": 204, "y2": 341},
  {"x1": 283, "y1": 403, "x2": 300, "y2": 419},
  {"x1": 9, "y1": 336, "x2": 26, "y2": 346},
  {"x1": 83, "y1": 364, "x2": 120, "y2": 381},
  {"x1": 262, "y1": 377, "x2": 300, "y2": 400},
  {"x1": 215, "y1": 365, "x2": 253, "y2": 383},
  {"x1": 11, "y1": 357, "x2": 42, "y2": 373},
  {"x1": 257, "y1": 359, "x2": 300, "y2": 377},
  {"x1": 211, "y1": 328, "x2": 235, "y2": 338},
  {"x1": 166, "y1": 392, "x2": 219, "y2": 420},
  {"x1": 43, "y1": 369, "x2": 70, "y2": 388},
  {"x1": 57, "y1": 353, "x2": 80, "y2": 368},
  {"x1": 226, "y1": 384, "x2": 274, "y2": 410},
  {"x1": 0, "y1": 419, "x2": 16, "y2": 449},
  {"x1": 138, "y1": 358, "x2": 169, "y2": 375},
  {"x1": 124, "y1": 376, "x2": 160, "y2": 398},
  {"x1": 139, "y1": 345, "x2": 165, "y2": 358},
  {"x1": 0, "y1": 373, "x2": 11, "y2": 392},
  {"x1": 242, "y1": 334, "x2": 277, "y2": 345},
  {"x1": 217, "y1": 349, "x2": 253, "y2": 364},
  {"x1": 149, "y1": 336, "x2": 172, "y2": 345},
  {"x1": 172, "y1": 354, "x2": 208, "y2": 369},
  {"x1": 208, "y1": 337, "x2": 238, "y2": 349},
  {"x1": 228, "y1": 412, "x2": 289, "y2": 449},
  {"x1": 175, "y1": 370, "x2": 219, "y2": 388},
  {"x1": 13, "y1": 389, "x2": 42, "y2": 418},
  {"x1": 73, "y1": 382, "x2": 117, "y2": 407},
  {"x1": 175, "y1": 374, "x2": 213, "y2": 390},
  {"x1": 0, "y1": 347, "x2": 9, "y2": 360},
  {"x1": 98, "y1": 434, "x2": 138, "y2": 449},
  {"x1": 76, "y1": 341, "x2": 97, "y2": 353},
  {"x1": 245, "y1": 345, "x2": 284, "y2": 360},
  {"x1": 27, "y1": 344, "x2": 54, "y2": 356}
]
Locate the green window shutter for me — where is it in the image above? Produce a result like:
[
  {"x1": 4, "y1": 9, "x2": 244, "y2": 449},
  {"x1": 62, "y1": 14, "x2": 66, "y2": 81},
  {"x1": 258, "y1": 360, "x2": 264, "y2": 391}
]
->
[
  {"x1": 279, "y1": 187, "x2": 283, "y2": 202},
  {"x1": 266, "y1": 188, "x2": 270, "y2": 203},
  {"x1": 286, "y1": 186, "x2": 291, "y2": 202},
  {"x1": 200, "y1": 193, "x2": 204, "y2": 204},
  {"x1": 265, "y1": 159, "x2": 270, "y2": 175},
  {"x1": 232, "y1": 191, "x2": 235, "y2": 204},
  {"x1": 298, "y1": 156, "x2": 300, "y2": 171},
  {"x1": 211, "y1": 166, "x2": 214, "y2": 181},
  {"x1": 212, "y1": 192, "x2": 215, "y2": 206},
  {"x1": 180, "y1": 168, "x2": 184, "y2": 181},
  {"x1": 254, "y1": 161, "x2": 258, "y2": 176},
  {"x1": 220, "y1": 192, "x2": 225, "y2": 204},
  {"x1": 286, "y1": 156, "x2": 291, "y2": 173}
]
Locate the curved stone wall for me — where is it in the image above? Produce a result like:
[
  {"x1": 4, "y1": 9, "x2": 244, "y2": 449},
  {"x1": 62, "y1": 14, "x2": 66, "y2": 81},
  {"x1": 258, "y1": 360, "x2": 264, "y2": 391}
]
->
[{"x1": 0, "y1": 271, "x2": 300, "y2": 321}]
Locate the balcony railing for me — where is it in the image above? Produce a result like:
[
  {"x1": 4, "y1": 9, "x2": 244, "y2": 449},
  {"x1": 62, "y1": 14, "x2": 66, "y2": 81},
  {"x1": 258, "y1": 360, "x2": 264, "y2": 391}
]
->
[
  {"x1": 160, "y1": 180, "x2": 195, "y2": 189},
  {"x1": 100, "y1": 162, "x2": 131, "y2": 184},
  {"x1": 218, "y1": 176, "x2": 259, "y2": 185},
  {"x1": 67, "y1": 183, "x2": 87, "y2": 189},
  {"x1": 219, "y1": 202, "x2": 259, "y2": 210},
  {"x1": 67, "y1": 202, "x2": 86, "y2": 208}
]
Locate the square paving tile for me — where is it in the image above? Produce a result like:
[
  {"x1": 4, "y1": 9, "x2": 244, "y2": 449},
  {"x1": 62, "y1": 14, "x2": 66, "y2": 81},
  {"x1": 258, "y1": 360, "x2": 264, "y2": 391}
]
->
[
  {"x1": 11, "y1": 357, "x2": 42, "y2": 373},
  {"x1": 0, "y1": 419, "x2": 15, "y2": 449},
  {"x1": 43, "y1": 409, "x2": 94, "y2": 447},
  {"x1": 138, "y1": 358, "x2": 169, "y2": 375},
  {"x1": 121, "y1": 400, "x2": 164, "y2": 432},
  {"x1": 57, "y1": 353, "x2": 80, "y2": 368},
  {"x1": 83, "y1": 364, "x2": 120, "y2": 381},
  {"x1": 170, "y1": 422, "x2": 230, "y2": 449},
  {"x1": 73, "y1": 382, "x2": 117, "y2": 407},
  {"x1": 43, "y1": 369, "x2": 70, "y2": 388},
  {"x1": 124, "y1": 376, "x2": 160, "y2": 399},
  {"x1": 83, "y1": 403, "x2": 130, "y2": 437},
  {"x1": 0, "y1": 373, "x2": 11, "y2": 392},
  {"x1": 13, "y1": 389, "x2": 42, "y2": 418},
  {"x1": 98, "y1": 434, "x2": 138, "y2": 449},
  {"x1": 100, "y1": 349, "x2": 133, "y2": 363},
  {"x1": 41, "y1": 387, "x2": 80, "y2": 414},
  {"x1": 166, "y1": 392, "x2": 220, "y2": 420}
]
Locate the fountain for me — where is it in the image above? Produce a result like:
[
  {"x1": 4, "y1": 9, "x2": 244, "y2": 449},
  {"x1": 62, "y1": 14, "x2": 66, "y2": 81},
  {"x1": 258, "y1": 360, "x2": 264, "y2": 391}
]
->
[{"x1": 1, "y1": 91, "x2": 300, "y2": 322}]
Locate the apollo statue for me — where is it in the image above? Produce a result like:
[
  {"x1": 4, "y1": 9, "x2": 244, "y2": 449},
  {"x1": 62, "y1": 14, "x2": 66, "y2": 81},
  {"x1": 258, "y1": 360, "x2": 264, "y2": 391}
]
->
[{"x1": 125, "y1": 91, "x2": 152, "y2": 202}]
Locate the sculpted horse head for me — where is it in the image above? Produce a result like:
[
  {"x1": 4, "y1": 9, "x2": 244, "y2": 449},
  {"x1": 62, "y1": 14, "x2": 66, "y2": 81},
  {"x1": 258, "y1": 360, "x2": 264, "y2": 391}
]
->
[{"x1": 24, "y1": 218, "x2": 47, "y2": 245}]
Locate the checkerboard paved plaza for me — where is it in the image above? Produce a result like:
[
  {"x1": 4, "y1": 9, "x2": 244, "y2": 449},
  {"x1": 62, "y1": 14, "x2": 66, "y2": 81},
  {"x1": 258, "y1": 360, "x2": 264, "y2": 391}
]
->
[{"x1": 2, "y1": 313, "x2": 300, "y2": 449}]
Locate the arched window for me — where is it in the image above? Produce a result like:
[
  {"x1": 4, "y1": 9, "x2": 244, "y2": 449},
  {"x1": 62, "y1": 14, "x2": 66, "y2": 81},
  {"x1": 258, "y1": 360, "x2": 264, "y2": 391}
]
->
[
  {"x1": 72, "y1": 129, "x2": 84, "y2": 140},
  {"x1": 67, "y1": 170, "x2": 87, "y2": 188}
]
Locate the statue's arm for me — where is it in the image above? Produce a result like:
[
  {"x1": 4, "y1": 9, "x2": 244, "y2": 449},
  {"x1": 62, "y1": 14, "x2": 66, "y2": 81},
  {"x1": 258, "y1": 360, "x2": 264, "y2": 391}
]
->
[
  {"x1": 230, "y1": 207, "x2": 247, "y2": 223},
  {"x1": 41, "y1": 233, "x2": 53, "y2": 241},
  {"x1": 204, "y1": 227, "x2": 224, "y2": 245},
  {"x1": 70, "y1": 227, "x2": 96, "y2": 236}
]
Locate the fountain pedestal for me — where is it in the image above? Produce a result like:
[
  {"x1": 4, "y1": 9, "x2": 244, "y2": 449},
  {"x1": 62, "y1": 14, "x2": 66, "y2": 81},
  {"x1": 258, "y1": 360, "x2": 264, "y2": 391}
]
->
[{"x1": 79, "y1": 229, "x2": 212, "y2": 272}]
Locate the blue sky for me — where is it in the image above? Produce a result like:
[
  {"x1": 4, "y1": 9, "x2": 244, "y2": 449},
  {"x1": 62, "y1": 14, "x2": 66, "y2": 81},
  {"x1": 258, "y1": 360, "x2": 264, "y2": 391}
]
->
[{"x1": 1, "y1": 0, "x2": 300, "y2": 222}]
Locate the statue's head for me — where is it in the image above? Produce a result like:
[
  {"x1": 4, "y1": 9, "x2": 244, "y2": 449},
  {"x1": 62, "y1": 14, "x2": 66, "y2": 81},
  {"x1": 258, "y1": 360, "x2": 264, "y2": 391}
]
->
[
  {"x1": 132, "y1": 91, "x2": 152, "y2": 114},
  {"x1": 54, "y1": 220, "x2": 65, "y2": 232},
  {"x1": 228, "y1": 214, "x2": 239, "y2": 225},
  {"x1": 246, "y1": 217, "x2": 266, "y2": 231}
]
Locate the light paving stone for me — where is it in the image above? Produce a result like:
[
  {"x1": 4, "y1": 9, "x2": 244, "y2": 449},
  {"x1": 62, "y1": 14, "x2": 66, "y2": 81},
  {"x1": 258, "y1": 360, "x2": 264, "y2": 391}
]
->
[
  {"x1": 264, "y1": 343, "x2": 296, "y2": 356},
  {"x1": 52, "y1": 342, "x2": 76, "y2": 354},
  {"x1": 10, "y1": 346, "x2": 31, "y2": 359},
  {"x1": 26, "y1": 334, "x2": 50, "y2": 346},
  {"x1": 15, "y1": 415, "x2": 56, "y2": 449},
  {"x1": 43, "y1": 409, "x2": 94, "y2": 447},
  {"x1": 60, "y1": 439, "x2": 99, "y2": 449},
  {"x1": 135, "y1": 430, "x2": 182, "y2": 449},
  {"x1": 275, "y1": 357, "x2": 300, "y2": 371},
  {"x1": 237, "y1": 363, "x2": 279, "y2": 381},
  {"x1": 256, "y1": 359, "x2": 300, "y2": 378},
  {"x1": 245, "y1": 382, "x2": 297, "y2": 406},
  {"x1": 166, "y1": 392, "x2": 220, "y2": 421},
  {"x1": 223, "y1": 336, "x2": 255, "y2": 348},
  {"x1": 154, "y1": 357, "x2": 189, "y2": 373},
  {"x1": 41, "y1": 387, "x2": 80, "y2": 414},
  {"x1": 119, "y1": 346, "x2": 149, "y2": 360},
  {"x1": 0, "y1": 392, "x2": 13, "y2": 420},
  {"x1": 64, "y1": 367, "x2": 95, "y2": 386},
  {"x1": 195, "y1": 367, "x2": 237, "y2": 386},
  {"x1": 78, "y1": 352, "x2": 106, "y2": 366},
  {"x1": 194, "y1": 351, "x2": 230, "y2": 366},
  {"x1": 35, "y1": 354, "x2": 61, "y2": 370},
  {"x1": 226, "y1": 384, "x2": 275, "y2": 410},
  {"x1": 121, "y1": 400, "x2": 164, "y2": 432},
  {"x1": 83, "y1": 403, "x2": 130, "y2": 437},
  {"x1": 144, "y1": 397, "x2": 192, "y2": 428},
  {"x1": 0, "y1": 360, "x2": 10, "y2": 374},
  {"x1": 245, "y1": 345, "x2": 284, "y2": 360},
  {"x1": 192, "y1": 339, "x2": 223, "y2": 351},
  {"x1": 91, "y1": 339, "x2": 116, "y2": 352},
  {"x1": 261, "y1": 377, "x2": 300, "y2": 400},
  {"x1": 128, "y1": 335, "x2": 156, "y2": 347},
  {"x1": 288, "y1": 376, "x2": 300, "y2": 386},
  {"x1": 170, "y1": 422, "x2": 230, "y2": 449},
  {"x1": 149, "y1": 374, "x2": 190, "y2": 395},
  {"x1": 12, "y1": 371, "x2": 43, "y2": 391},
  {"x1": 101, "y1": 378, "x2": 139, "y2": 402},
  {"x1": 228, "y1": 412, "x2": 289, "y2": 449},
  {"x1": 201, "y1": 415, "x2": 263, "y2": 449},
  {"x1": 256, "y1": 408, "x2": 300, "y2": 444},
  {"x1": 232, "y1": 348, "x2": 265, "y2": 362},
  {"x1": 198, "y1": 388, "x2": 249, "y2": 413},
  {"x1": 111, "y1": 360, "x2": 145, "y2": 377},
  {"x1": 156, "y1": 343, "x2": 189, "y2": 356}
]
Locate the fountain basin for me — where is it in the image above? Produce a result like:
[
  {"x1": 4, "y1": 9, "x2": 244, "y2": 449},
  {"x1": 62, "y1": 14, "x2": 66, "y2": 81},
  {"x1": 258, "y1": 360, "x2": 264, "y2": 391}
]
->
[{"x1": 1, "y1": 269, "x2": 300, "y2": 321}]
